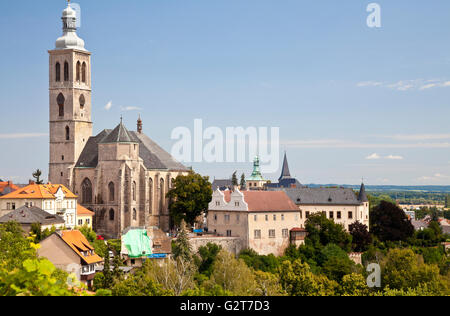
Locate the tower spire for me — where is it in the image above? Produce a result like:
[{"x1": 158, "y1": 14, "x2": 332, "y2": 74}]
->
[
  {"x1": 278, "y1": 152, "x2": 292, "y2": 181},
  {"x1": 137, "y1": 115, "x2": 143, "y2": 134},
  {"x1": 55, "y1": 1, "x2": 86, "y2": 51}
]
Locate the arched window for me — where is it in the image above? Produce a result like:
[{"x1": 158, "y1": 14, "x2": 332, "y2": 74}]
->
[
  {"x1": 57, "y1": 93, "x2": 65, "y2": 117},
  {"x1": 159, "y1": 178, "x2": 164, "y2": 214},
  {"x1": 64, "y1": 61, "x2": 69, "y2": 81},
  {"x1": 132, "y1": 181, "x2": 137, "y2": 201},
  {"x1": 79, "y1": 94, "x2": 85, "y2": 110},
  {"x1": 133, "y1": 208, "x2": 137, "y2": 221},
  {"x1": 82, "y1": 62, "x2": 86, "y2": 83},
  {"x1": 149, "y1": 178, "x2": 153, "y2": 214},
  {"x1": 65, "y1": 126, "x2": 70, "y2": 141},
  {"x1": 108, "y1": 182, "x2": 115, "y2": 202},
  {"x1": 81, "y1": 178, "x2": 93, "y2": 204},
  {"x1": 109, "y1": 209, "x2": 115, "y2": 221},
  {"x1": 76, "y1": 61, "x2": 81, "y2": 81},
  {"x1": 55, "y1": 63, "x2": 61, "y2": 82}
]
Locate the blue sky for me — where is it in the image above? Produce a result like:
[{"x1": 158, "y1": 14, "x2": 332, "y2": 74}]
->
[{"x1": 1, "y1": 0, "x2": 450, "y2": 185}]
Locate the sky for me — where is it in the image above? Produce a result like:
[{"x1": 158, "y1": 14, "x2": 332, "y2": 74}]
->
[{"x1": 0, "y1": 0, "x2": 450, "y2": 185}]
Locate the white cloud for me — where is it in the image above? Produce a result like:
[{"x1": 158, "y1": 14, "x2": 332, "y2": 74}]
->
[
  {"x1": 357, "y1": 79, "x2": 450, "y2": 91},
  {"x1": 282, "y1": 139, "x2": 450, "y2": 149},
  {"x1": 366, "y1": 153, "x2": 381, "y2": 160},
  {"x1": 417, "y1": 173, "x2": 450, "y2": 182},
  {"x1": 120, "y1": 106, "x2": 142, "y2": 111},
  {"x1": 385, "y1": 155, "x2": 404, "y2": 160},
  {"x1": 384, "y1": 134, "x2": 450, "y2": 141},
  {"x1": 104, "y1": 101, "x2": 112, "y2": 111},
  {"x1": 0, "y1": 133, "x2": 48, "y2": 139}
]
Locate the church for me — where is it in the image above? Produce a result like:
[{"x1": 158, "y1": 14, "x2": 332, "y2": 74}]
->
[{"x1": 48, "y1": 3, "x2": 190, "y2": 238}]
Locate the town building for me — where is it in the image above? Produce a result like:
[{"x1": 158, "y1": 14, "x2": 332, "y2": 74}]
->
[
  {"x1": 0, "y1": 180, "x2": 20, "y2": 196},
  {"x1": 0, "y1": 183, "x2": 78, "y2": 228},
  {"x1": 38, "y1": 230, "x2": 103, "y2": 288},
  {"x1": 47, "y1": 3, "x2": 189, "y2": 237},
  {"x1": 266, "y1": 154, "x2": 370, "y2": 230},
  {"x1": 77, "y1": 204, "x2": 94, "y2": 228},
  {"x1": 265, "y1": 153, "x2": 303, "y2": 189},
  {"x1": 280, "y1": 184, "x2": 370, "y2": 231},
  {"x1": 246, "y1": 157, "x2": 268, "y2": 190},
  {"x1": 121, "y1": 226, "x2": 172, "y2": 267},
  {"x1": 207, "y1": 189, "x2": 302, "y2": 256},
  {"x1": 0, "y1": 205, "x2": 65, "y2": 233}
]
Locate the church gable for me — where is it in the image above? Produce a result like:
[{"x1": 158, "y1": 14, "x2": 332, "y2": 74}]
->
[{"x1": 75, "y1": 124, "x2": 188, "y2": 172}]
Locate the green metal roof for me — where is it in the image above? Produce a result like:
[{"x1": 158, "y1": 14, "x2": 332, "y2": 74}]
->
[{"x1": 123, "y1": 228, "x2": 153, "y2": 258}]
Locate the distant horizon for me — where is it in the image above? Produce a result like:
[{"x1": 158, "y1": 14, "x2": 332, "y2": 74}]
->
[{"x1": 1, "y1": 1, "x2": 450, "y2": 186}]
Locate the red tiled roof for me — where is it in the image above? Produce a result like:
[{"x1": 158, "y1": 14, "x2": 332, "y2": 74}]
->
[
  {"x1": 0, "y1": 184, "x2": 77, "y2": 199},
  {"x1": 0, "y1": 182, "x2": 20, "y2": 195},
  {"x1": 77, "y1": 204, "x2": 94, "y2": 216},
  {"x1": 60, "y1": 230, "x2": 103, "y2": 265},
  {"x1": 222, "y1": 190, "x2": 299, "y2": 212}
]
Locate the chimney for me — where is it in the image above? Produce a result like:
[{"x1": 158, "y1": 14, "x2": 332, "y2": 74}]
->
[
  {"x1": 137, "y1": 115, "x2": 143, "y2": 134},
  {"x1": 29, "y1": 180, "x2": 35, "y2": 185}
]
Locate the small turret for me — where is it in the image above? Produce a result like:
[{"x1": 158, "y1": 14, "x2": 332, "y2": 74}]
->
[
  {"x1": 358, "y1": 182, "x2": 369, "y2": 202},
  {"x1": 137, "y1": 115, "x2": 143, "y2": 134}
]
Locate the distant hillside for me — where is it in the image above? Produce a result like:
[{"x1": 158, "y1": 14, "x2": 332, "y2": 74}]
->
[{"x1": 306, "y1": 184, "x2": 450, "y2": 193}]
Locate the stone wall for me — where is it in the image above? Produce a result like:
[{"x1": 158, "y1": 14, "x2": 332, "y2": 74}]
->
[{"x1": 188, "y1": 236, "x2": 245, "y2": 256}]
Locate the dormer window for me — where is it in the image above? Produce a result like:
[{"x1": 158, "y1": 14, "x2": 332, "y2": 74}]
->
[
  {"x1": 235, "y1": 202, "x2": 240, "y2": 207},
  {"x1": 216, "y1": 201, "x2": 220, "y2": 206}
]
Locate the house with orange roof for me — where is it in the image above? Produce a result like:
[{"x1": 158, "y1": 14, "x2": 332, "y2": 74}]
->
[
  {"x1": 0, "y1": 180, "x2": 20, "y2": 196},
  {"x1": 0, "y1": 183, "x2": 78, "y2": 228},
  {"x1": 207, "y1": 188, "x2": 303, "y2": 256},
  {"x1": 38, "y1": 230, "x2": 103, "y2": 288},
  {"x1": 77, "y1": 204, "x2": 94, "y2": 228}
]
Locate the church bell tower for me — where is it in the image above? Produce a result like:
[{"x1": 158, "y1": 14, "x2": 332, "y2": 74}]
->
[{"x1": 48, "y1": 2, "x2": 93, "y2": 187}]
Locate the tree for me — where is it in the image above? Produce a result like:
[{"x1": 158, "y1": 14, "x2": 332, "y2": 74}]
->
[
  {"x1": 304, "y1": 213, "x2": 352, "y2": 252},
  {"x1": 173, "y1": 220, "x2": 193, "y2": 262},
  {"x1": 279, "y1": 259, "x2": 338, "y2": 296},
  {"x1": 381, "y1": 248, "x2": 448, "y2": 294},
  {"x1": 32, "y1": 169, "x2": 44, "y2": 184},
  {"x1": 206, "y1": 250, "x2": 257, "y2": 295},
  {"x1": 339, "y1": 273, "x2": 371, "y2": 296},
  {"x1": 167, "y1": 172, "x2": 212, "y2": 226},
  {"x1": 349, "y1": 221, "x2": 372, "y2": 252},
  {"x1": 240, "y1": 173, "x2": 246, "y2": 189},
  {"x1": 253, "y1": 271, "x2": 286, "y2": 296},
  {"x1": 0, "y1": 222, "x2": 37, "y2": 270},
  {"x1": 195, "y1": 243, "x2": 222, "y2": 277},
  {"x1": 231, "y1": 171, "x2": 238, "y2": 186},
  {"x1": 370, "y1": 201, "x2": 414, "y2": 242}
]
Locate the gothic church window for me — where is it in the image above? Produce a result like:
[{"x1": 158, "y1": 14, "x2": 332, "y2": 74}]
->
[
  {"x1": 79, "y1": 94, "x2": 85, "y2": 110},
  {"x1": 81, "y1": 178, "x2": 93, "y2": 204},
  {"x1": 159, "y1": 178, "x2": 164, "y2": 214},
  {"x1": 64, "y1": 61, "x2": 69, "y2": 81},
  {"x1": 109, "y1": 182, "x2": 115, "y2": 202},
  {"x1": 109, "y1": 209, "x2": 115, "y2": 221},
  {"x1": 55, "y1": 62, "x2": 61, "y2": 82},
  {"x1": 57, "y1": 93, "x2": 65, "y2": 117},
  {"x1": 149, "y1": 178, "x2": 153, "y2": 214},
  {"x1": 76, "y1": 61, "x2": 81, "y2": 81},
  {"x1": 133, "y1": 209, "x2": 137, "y2": 221},
  {"x1": 132, "y1": 181, "x2": 137, "y2": 201},
  {"x1": 82, "y1": 62, "x2": 86, "y2": 83},
  {"x1": 65, "y1": 126, "x2": 70, "y2": 141}
]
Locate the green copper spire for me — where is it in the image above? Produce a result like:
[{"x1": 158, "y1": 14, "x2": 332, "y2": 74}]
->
[{"x1": 248, "y1": 156, "x2": 265, "y2": 181}]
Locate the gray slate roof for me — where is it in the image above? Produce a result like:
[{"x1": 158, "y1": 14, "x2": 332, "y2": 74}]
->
[
  {"x1": 75, "y1": 124, "x2": 189, "y2": 172},
  {"x1": 358, "y1": 183, "x2": 369, "y2": 202},
  {"x1": 212, "y1": 179, "x2": 233, "y2": 191},
  {"x1": 279, "y1": 187, "x2": 363, "y2": 206},
  {"x1": 99, "y1": 122, "x2": 137, "y2": 144},
  {"x1": 0, "y1": 206, "x2": 65, "y2": 226}
]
